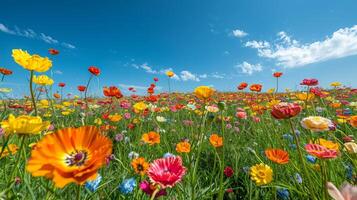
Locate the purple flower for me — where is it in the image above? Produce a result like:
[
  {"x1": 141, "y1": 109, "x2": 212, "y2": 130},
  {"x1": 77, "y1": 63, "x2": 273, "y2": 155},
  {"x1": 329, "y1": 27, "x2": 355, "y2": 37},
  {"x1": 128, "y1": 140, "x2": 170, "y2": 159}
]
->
[{"x1": 139, "y1": 180, "x2": 167, "y2": 198}]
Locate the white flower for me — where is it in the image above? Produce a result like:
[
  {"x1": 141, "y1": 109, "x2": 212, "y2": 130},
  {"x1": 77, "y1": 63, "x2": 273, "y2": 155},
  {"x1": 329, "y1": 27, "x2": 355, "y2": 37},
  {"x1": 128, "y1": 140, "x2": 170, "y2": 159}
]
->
[{"x1": 156, "y1": 116, "x2": 167, "y2": 123}]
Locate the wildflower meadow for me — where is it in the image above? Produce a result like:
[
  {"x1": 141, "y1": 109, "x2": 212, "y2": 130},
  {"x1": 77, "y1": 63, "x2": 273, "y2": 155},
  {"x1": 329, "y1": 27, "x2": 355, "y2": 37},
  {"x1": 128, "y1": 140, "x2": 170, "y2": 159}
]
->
[{"x1": 0, "y1": 48, "x2": 356, "y2": 200}]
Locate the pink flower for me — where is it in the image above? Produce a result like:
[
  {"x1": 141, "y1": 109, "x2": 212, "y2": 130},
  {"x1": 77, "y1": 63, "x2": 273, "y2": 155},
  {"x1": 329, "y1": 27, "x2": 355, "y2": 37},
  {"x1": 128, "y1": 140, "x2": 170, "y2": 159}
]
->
[
  {"x1": 236, "y1": 111, "x2": 247, "y2": 119},
  {"x1": 148, "y1": 156, "x2": 186, "y2": 188},
  {"x1": 139, "y1": 180, "x2": 167, "y2": 198},
  {"x1": 124, "y1": 112, "x2": 131, "y2": 119},
  {"x1": 305, "y1": 144, "x2": 338, "y2": 159},
  {"x1": 327, "y1": 182, "x2": 357, "y2": 200},
  {"x1": 252, "y1": 116, "x2": 261, "y2": 123}
]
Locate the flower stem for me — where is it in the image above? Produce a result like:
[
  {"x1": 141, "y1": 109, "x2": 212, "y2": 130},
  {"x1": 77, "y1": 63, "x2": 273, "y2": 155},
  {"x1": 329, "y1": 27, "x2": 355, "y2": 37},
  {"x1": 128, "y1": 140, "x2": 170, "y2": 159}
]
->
[
  {"x1": 76, "y1": 185, "x2": 81, "y2": 200},
  {"x1": 7, "y1": 136, "x2": 26, "y2": 187},
  {"x1": 150, "y1": 187, "x2": 160, "y2": 200},
  {"x1": 29, "y1": 70, "x2": 38, "y2": 115}
]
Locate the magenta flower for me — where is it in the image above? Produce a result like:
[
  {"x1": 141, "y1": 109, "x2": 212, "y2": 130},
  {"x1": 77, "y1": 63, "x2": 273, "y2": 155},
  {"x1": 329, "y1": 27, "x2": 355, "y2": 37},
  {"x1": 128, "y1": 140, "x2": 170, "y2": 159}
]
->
[
  {"x1": 139, "y1": 180, "x2": 167, "y2": 198},
  {"x1": 148, "y1": 156, "x2": 186, "y2": 188}
]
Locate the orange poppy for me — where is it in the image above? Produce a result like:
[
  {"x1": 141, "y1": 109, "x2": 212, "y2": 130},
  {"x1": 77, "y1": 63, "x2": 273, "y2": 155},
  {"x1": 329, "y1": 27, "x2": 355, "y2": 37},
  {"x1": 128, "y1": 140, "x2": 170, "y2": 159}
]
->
[
  {"x1": 265, "y1": 148, "x2": 289, "y2": 164},
  {"x1": 26, "y1": 126, "x2": 112, "y2": 188},
  {"x1": 209, "y1": 134, "x2": 223, "y2": 148},
  {"x1": 273, "y1": 72, "x2": 283, "y2": 78},
  {"x1": 350, "y1": 115, "x2": 357, "y2": 127},
  {"x1": 176, "y1": 141, "x2": 191, "y2": 153},
  {"x1": 103, "y1": 86, "x2": 123, "y2": 99},
  {"x1": 0, "y1": 67, "x2": 13, "y2": 75},
  {"x1": 141, "y1": 131, "x2": 160, "y2": 145},
  {"x1": 250, "y1": 84, "x2": 262, "y2": 92},
  {"x1": 53, "y1": 93, "x2": 61, "y2": 99},
  {"x1": 131, "y1": 157, "x2": 149, "y2": 176}
]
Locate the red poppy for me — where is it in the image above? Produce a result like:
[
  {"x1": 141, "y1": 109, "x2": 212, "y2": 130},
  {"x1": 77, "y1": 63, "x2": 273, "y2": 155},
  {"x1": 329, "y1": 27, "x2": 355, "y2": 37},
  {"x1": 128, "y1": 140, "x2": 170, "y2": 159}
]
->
[
  {"x1": 48, "y1": 48, "x2": 59, "y2": 55},
  {"x1": 103, "y1": 86, "x2": 123, "y2": 99},
  {"x1": 154, "y1": 77, "x2": 159, "y2": 82},
  {"x1": 271, "y1": 102, "x2": 301, "y2": 119},
  {"x1": 88, "y1": 66, "x2": 100, "y2": 76},
  {"x1": 0, "y1": 67, "x2": 13, "y2": 75},
  {"x1": 58, "y1": 82, "x2": 66, "y2": 87},
  {"x1": 237, "y1": 82, "x2": 248, "y2": 90},
  {"x1": 128, "y1": 87, "x2": 134, "y2": 91},
  {"x1": 148, "y1": 156, "x2": 186, "y2": 188},
  {"x1": 146, "y1": 95, "x2": 158, "y2": 103},
  {"x1": 77, "y1": 85, "x2": 86, "y2": 92},
  {"x1": 273, "y1": 72, "x2": 283, "y2": 78},
  {"x1": 300, "y1": 78, "x2": 318, "y2": 86},
  {"x1": 147, "y1": 87, "x2": 154, "y2": 94},
  {"x1": 250, "y1": 84, "x2": 262, "y2": 92}
]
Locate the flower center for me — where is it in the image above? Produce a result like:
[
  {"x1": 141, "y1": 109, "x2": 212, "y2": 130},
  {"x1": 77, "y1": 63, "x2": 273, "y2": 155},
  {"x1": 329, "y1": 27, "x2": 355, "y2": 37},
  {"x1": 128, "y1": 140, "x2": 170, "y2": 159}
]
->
[{"x1": 65, "y1": 150, "x2": 88, "y2": 166}]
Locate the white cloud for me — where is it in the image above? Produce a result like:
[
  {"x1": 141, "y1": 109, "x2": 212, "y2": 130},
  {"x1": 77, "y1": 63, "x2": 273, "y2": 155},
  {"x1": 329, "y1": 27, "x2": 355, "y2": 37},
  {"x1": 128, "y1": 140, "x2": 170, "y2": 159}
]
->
[
  {"x1": 235, "y1": 61, "x2": 262, "y2": 75},
  {"x1": 0, "y1": 22, "x2": 75, "y2": 49},
  {"x1": 53, "y1": 70, "x2": 63, "y2": 75},
  {"x1": 61, "y1": 42, "x2": 76, "y2": 49},
  {"x1": 180, "y1": 70, "x2": 200, "y2": 81},
  {"x1": 199, "y1": 74, "x2": 208, "y2": 78},
  {"x1": 140, "y1": 63, "x2": 157, "y2": 74},
  {"x1": 40, "y1": 33, "x2": 58, "y2": 44},
  {"x1": 211, "y1": 73, "x2": 225, "y2": 79},
  {"x1": 245, "y1": 25, "x2": 357, "y2": 67},
  {"x1": 232, "y1": 29, "x2": 248, "y2": 38}
]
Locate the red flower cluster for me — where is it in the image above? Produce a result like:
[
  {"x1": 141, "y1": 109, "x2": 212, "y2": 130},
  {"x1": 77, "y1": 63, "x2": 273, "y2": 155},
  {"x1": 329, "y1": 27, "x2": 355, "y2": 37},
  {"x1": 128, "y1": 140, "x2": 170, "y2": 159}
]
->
[
  {"x1": 77, "y1": 85, "x2": 86, "y2": 92},
  {"x1": 271, "y1": 102, "x2": 301, "y2": 119},
  {"x1": 250, "y1": 84, "x2": 262, "y2": 92},
  {"x1": 88, "y1": 66, "x2": 100, "y2": 76},
  {"x1": 300, "y1": 78, "x2": 318, "y2": 86},
  {"x1": 103, "y1": 86, "x2": 123, "y2": 99},
  {"x1": 224, "y1": 166, "x2": 234, "y2": 177},
  {"x1": 0, "y1": 67, "x2": 13, "y2": 75},
  {"x1": 273, "y1": 72, "x2": 283, "y2": 78},
  {"x1": 58, "y1": 82, "x2": 66, "y2": 87},
  {"x1": 237, "y1": 82, "x2": 248, "y2": 90},
  {"x1": 48, "y1": 48, "x2": 59, "y2": 55}
]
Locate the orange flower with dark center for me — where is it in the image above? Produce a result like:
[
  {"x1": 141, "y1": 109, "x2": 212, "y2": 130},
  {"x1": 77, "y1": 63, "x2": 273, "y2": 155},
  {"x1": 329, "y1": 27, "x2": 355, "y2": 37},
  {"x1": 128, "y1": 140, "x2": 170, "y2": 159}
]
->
[
  {"x1": 250, "y1": 84, "x2": 262, "y2": 92},
  {"x1": 141, "y1": 131, "x2": 160, "y2": 145},
  {"x1": 265, "y1": 148, "x2": 289, "y2": 164},
  {"x1": 273, "y1": 72, "x2": 283, "y2": 78},
  {"x1": 0, "y1": 67, "x2": 13, "y2": 75},
  {"x1": 88, "y1": 66, "x2": 100, "y2": 76},
  {"x1": 131, "y1": 157, "x2": 149, "y2": 176},
  {"x1": 103, "y1": 86, "x2": 123, "y2": 99},
  {"x1": 350, "y1": 115, "x2": 357, "y2": 127},
  {"x1": 26, "y1": 126, "x2": 112, "y2": 188},
  {"x1": 209, "y1": 134, "x2": 223, "y2": 148}
]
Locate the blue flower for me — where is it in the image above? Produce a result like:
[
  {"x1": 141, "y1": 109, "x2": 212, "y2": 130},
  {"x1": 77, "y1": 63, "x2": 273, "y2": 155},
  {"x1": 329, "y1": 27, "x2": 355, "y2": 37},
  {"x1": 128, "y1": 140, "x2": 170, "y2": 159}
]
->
[
  {"x1": 119, "y1": 178, "x2": 136, "y2": 194},
  {"x1": 289, "y1": 144, "x2": 297, "y2": 149},
  {"x1": 282, "y1": 134, "x2": 293, "y2": 142},
  {"x1": 277, "y1": 188, "x2": 289, "y2": 200},
  {"x1": 295, "y1": 173, "x2": 302, "y2": 184},
  {"x1": 85, "y1": 174, "x2": 102, "y2": 192},
  {"x1": 306, "y1": 155, "x2": 316, "y2": 163},
  {"x1": 163, "y1": 152, "x2": 175, "y2": 158},
  {"x1": 345, "y1": 164, "x2": 353, "y2": 180}
]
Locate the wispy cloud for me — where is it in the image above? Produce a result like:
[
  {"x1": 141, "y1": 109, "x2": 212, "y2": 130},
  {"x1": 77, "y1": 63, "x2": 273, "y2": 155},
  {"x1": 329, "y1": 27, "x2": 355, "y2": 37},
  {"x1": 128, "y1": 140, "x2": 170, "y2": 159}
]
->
[
  {"x1": 0, "y1": 23, "x2": 75, "y2": 49},
  {"x1": 245, "y1": 25, "x2": 357, "y2": 67},
  {"x1": 232, "y1": 29, "x2": 248, "y2": 38},
  {"x1": 235, "y1": 61, "x2": 262, "y2": 75},
  {"x1": 180, "y1": 70, "x2": 200, "y2": 81}
]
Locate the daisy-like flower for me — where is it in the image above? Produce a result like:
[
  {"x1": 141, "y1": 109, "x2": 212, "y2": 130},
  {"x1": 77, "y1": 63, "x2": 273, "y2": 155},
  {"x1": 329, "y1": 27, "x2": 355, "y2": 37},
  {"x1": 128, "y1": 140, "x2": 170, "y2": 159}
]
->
[
  {"x1": 26, "y1": 126, "x2": 112, "y2": 188},
  {"x1": 250, "y1": 163, "x2": 273, "y2": 186},
  {"x1": 265, "y1": 148, "x2": 289, "y2": 164},
  {"x1": 147, "y1": 156, "x2": 186, "y2": 188},
  {"x1": 131, "y1": 157, "x2": 149, "y2": 176},
  {"x1": 12, "y1": 49, "x2": 52, "y2": 72},
  {"x1": 305, "y1": 144, "x2": 338, "y2": 159},
  {"x1": 1, "y1": 114, "x2": 50, "y2": 135},
  {"x1": 301, "y1": 116, "x2": 334, "y2": 132},
  {"x1": 141, "y1": 131, "x2": 160, "y2": 145}
]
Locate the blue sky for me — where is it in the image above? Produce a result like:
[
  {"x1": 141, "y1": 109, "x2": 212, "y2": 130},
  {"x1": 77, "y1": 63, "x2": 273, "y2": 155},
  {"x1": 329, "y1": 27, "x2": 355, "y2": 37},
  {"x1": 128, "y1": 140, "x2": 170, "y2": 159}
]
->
[{"x1": 0, "y1": 0, "x2": 357, "y2": 97}]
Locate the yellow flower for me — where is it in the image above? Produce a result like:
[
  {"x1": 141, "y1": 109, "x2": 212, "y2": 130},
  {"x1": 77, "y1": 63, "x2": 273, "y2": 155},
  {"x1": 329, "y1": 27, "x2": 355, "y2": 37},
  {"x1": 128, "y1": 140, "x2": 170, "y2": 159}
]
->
[
  {"x1": 344, "y1": 142, "x2": 357, "y2": 154},
  {"x1": 32, "y1": 75, "x2": 54, "y2": 86},
  {"x1": 296, "y1": 92, "x2": 315, "y2": 101},
  {"x1": 0, "y1": 144, "x2": 19, "y2": 158},
  {"x1": 301, "y1": 116, "x2": 334, "y2": 132},
  {"x1": 250, "y1": 163, "x2": 273, "y2": 186},
  {"x1": 1, "y1": 114, "x2": 50, "y2": 135},
  {"x1": 315, "y1": 138, "x2": 339, "y2": 152},
  {"x1": 166, "y1": 70, "x2": 175, "y2": 77},
  {"x1": 266, "y1": 99, "x2": 281, "y2": 108},
  {"x1": 39, "y1": 99, "x2": 50, "y2": 108},
  {"x1": 133, "y1": 102, "x2": 148, "y2": 113},
  {"x1": 267, "y1": 88, "x2": 275, "y2": 94},
  {"x1": 12, "y1": 49, "x2": 52, "y2": 72},
  {"x1": 108, "y1": 114, "x2": 122, "y2": 122},
  {"x1": 94, "y1": 118, "x2": 102, "y2": 125},
  {"x1": 330, "y1": 82, "x2": 342, "y2": 87},
  {"x1": 194, "y1": 86, "x2": 215, "y2": 100},
  {"x1": 62, "y1": 101, "x2": 72, "y2": 107}
]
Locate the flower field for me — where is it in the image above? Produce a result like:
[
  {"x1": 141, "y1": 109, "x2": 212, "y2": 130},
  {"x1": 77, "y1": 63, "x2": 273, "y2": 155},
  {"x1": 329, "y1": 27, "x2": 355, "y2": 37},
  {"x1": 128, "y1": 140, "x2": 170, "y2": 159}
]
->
[{"x1": 0, "y1": 49, "x2": 356, "y2": 200}]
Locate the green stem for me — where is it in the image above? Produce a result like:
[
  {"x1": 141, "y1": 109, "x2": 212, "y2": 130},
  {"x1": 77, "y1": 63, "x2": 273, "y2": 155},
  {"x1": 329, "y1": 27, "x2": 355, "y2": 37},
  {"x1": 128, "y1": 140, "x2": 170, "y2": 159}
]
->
[
  {"x1": 150, "y1": 187, "x2": 160, "y2": 200},
  {"x1": 29, "y1": 71, "x2": 38, "y2": 115},
  {"x1": 76, "y1": 185, "x2": 81, "y2": 200},
  {"x1": 7, "y1": 136, "x2": 26, "y2": 187}
]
